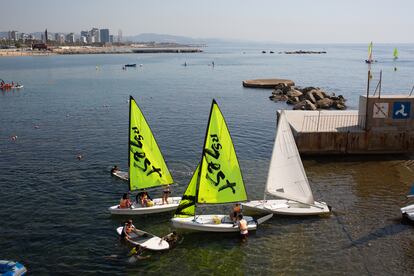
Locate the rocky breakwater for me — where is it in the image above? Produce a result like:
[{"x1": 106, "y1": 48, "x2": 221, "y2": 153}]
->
[{"x1": 269, "y1": 83, "x2": 346, "y2": 110}]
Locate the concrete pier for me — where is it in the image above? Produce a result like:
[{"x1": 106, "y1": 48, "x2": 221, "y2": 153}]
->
[
  {"x1": 243, "y1": 79, "x2": 295, "y2": 88},
  {"x1": 284, "y1": 95, "x2": 414, "y2": 155}
]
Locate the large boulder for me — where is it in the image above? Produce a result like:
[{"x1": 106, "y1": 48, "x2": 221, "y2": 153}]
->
[
  {"x1": 272, "y1": 89, "x2": 284, "y2": 95},
  {"x1": 287, "y1": 96, "x2": 300, "y2": 105},
  {"x1": 269, "y1": 94, "x2": 288, "y2": 102},
  {"x1": 305, "y1": 91, "x2": 317, "y2": 104},
  {"x1": 316, "y1": 98, "x2": 334, "y2": 109},
  {"x1": 313, "y1": 89, "x2": 327, "y2": 101},
  {"x1": 293, "y1": 100, "x2": 317, "y2": 110},
  {"x1": 286, "y1": 89, "x2": 303, "y2": 98}
]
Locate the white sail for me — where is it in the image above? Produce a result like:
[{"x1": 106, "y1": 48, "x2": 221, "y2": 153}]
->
[{"x1": 265, "y1": 111, "x2": 314, "y2": 205}]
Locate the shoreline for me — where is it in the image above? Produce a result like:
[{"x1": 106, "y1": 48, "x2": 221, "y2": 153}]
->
[{"x1": 0, "y1": 46, "x2": 202, "y2": 57}]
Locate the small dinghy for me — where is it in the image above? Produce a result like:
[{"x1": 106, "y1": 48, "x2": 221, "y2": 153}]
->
[
  {"x1": 117, "y1": 227, "x2": 169, "y2": 251},
  {"x1": 242, "y1": 111, "x2": 331, "y2": 216},
  {"x1": 108, "y1": 96, "x2": 181, "y2": 215},
  {"x1": 112, "y1": 169, "x2": 129, "y2": 181},
  {"x1": 0, "y1": 260, "x2": 27, "y2": 276},
  {"x1": 401, "y1": 184, "x2": 414, "y2": 224},
  {"x1": 125, "y1": 64, "x2": 137, "y2": 67},
  {"x1": 109, "y1": 197, "x2": 181, "y2": 215},
  {"x1": 171, "y1": 100, "x2": 273, "y2": 232}
]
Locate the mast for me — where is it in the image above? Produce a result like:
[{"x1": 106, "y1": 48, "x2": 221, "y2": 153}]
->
[
  {"x1": 128, "y1": 95, "x2": 133, "y2": 192},
  {"x1": 194, "y1": 99, "x2": 216, "y2": 218}
]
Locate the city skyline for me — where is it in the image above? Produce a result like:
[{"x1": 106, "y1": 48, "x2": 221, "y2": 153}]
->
[{"x1": 2, "y1": 0, "x2": 414, "y2": 43}]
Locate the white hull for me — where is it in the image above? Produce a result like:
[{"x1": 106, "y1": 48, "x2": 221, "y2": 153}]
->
[
  {"x1": 401, "y1": 204, "x2": 414, "y2": 222},
  {"x1": 171, "y1": 214, "x2": 259, "y2": 232},
  {"x1": 116, "y1": 227, "x2": 169, "y2": 251},
  {"x1": 109, "y1": 197, "x2": 181, "y2": 215},
  {"x1": 242, "y1": 199, "x2": 331, "y2": 216},
  {"x1": 112, "y1": 170, "x2": 129, "y2": 181}
]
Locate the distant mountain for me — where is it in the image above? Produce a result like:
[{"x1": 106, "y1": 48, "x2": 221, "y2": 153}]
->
[{"x1": 125, "y1": 33, "x2": 206, "y2": 44}]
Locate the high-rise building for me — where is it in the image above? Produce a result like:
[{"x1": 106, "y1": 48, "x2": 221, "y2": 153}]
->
[
  {"x1": 90, "y1": 28, "x2": 100, "y2": 43},
  {"x1": 109, "y1": 35, "x2": 114, "y2": 43},
  {"x1": 100, "y1": 29, "x2": 110, "y2": 43},
  {"x1": 66, "y1": 33, "x2": 75, "y2": 43},
  {"x1": 117, "y1": 29, "x2": 122, "y2": 43},
  {"x1": 9, "y1": 30, "x2": 18, "y2": 41},
  {"x1": 44, "y1": 29, "x2": 48, "y2": 43}
]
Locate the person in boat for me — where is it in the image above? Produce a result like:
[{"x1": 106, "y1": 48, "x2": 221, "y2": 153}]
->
[
  {"x1": 141, "y1": 193, "x2": 154, "y2": 207},
  {"x1": 121, "y1": 219, "x2": 140, "y2": 240},
  {"x1": 230, "y1": 203, "x2": 242, "y2": 223},
  {"x1": 111, "y1": 165, "x2": 119, "y2": 175},
  {"x1": 119, "y1": 193, "x2": 132, "y2": 209},
  {"x1": 136, "y1": 191, "x2": 153, "y2": 207},
  {"x1": 162, "y1": 185, "x2": 171, "y2": 205},
  {"x1": 237, "y1": 214, "x2": 248, "y2": 240}
]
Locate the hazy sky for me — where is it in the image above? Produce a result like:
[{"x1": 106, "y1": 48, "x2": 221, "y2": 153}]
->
[{"x1": 2, "y1": 0, "x2": 414, "y2": 43}]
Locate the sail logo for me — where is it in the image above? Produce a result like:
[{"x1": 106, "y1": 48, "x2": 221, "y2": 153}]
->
[
  {"x1": 203, "y1": 134, "x2": 237, "y2": 194},
  {"x1": 130, "y1": 127, "x2": 162, "y2": 178},
  {"x1": 392, "y1": 102, "x2": 411, "y2": 119}
]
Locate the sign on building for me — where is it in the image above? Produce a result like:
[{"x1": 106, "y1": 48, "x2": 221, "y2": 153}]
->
[
  {"x1": 373, "y1": 103, "x2": 389, "y2": 118},
  {"x1": 393, "y1": 102, "x2": 411, "y2": 119}
]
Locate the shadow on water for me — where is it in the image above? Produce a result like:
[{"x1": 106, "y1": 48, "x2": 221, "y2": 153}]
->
[{"x1": 341, "y1": 217, "x2": 411, "y2": 249}]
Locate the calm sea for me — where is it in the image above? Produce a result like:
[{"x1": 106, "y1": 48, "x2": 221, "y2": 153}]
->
[{"x1": 1, "y1": 44, "x2": 414, "y2": 275}]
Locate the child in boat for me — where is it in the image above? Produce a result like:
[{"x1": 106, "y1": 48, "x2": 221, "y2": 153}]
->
[
  {"x1": 141, "y1": 193, "x2": 154, "y2": 207},
  {"x1": 230, "y1": 203, "x2": 242, "y2": 223},
  {"x1": 121, "y1": 219, "x2": 139, "y2": 240},
  {"x1": 237, "y1": 214, "x2": 248, "y2": 240},
  {"x1": 162, "y1": 185, "x2": 171, "y2": 205},
  {"x1": 119, "y1": 193, "x2": 132, "y2": 208}
]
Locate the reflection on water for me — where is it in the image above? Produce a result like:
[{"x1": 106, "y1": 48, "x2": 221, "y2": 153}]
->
[{"x1": 0, "y1": 45, "x2": 414, "y2": 274}]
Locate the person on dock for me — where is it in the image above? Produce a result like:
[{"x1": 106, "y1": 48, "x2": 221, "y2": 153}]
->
[
  {"x1": 162, "y1": 185, "x2": 171, "y2": 205},
  {"x1": 237, "y1": 214, "x2": 248, "y2": 241},
  {"x1": 119, "y1": 193, "x2": 132, "y2": 208}
]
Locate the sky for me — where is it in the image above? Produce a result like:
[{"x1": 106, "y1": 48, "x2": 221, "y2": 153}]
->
[{"x1": 2, "y1": 0, "x2": 414, "y2": 43}]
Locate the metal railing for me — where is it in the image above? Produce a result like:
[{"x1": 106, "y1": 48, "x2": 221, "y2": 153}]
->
[{"x1": 301, "y1": 114, "x2": 366, "y2": 132}]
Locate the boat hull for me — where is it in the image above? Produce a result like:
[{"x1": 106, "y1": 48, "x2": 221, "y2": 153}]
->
[
  {"x1": 116, "y1": 227, "x2": 169, "y2": 251},
  {"x1": 171, "y1": 214, "x2": 258, "y2": 232},
  {"x1": 109, "y1": 197, "x2": 181, "y2": 215},
  {"x1": 401, "y1": 204, "x2": 414, "y2": 222},
  {"x1": 112, "y1": 170, "x2": 129, "y2": 181},
  {"x1": 242, "y1": 199, "x2": 331, "y2": 216}
]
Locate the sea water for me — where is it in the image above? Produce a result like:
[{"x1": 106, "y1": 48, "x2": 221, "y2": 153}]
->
[{"x1": 1, "y1": 44, "x2": 414, "y2": 275}]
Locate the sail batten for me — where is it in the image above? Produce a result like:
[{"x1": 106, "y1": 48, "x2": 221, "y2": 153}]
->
[
  {"x1": 129, "y1": 96, "x2": 173, "y2": 191},
  {"x1": 265, "y1": 111, "x2": 314, "y2": 205}
]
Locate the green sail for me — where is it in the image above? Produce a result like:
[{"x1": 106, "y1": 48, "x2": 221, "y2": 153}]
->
[
  {"x1": 174, "y1": 164, "x2": 199, "y2": 217},
  {"x1": 129, "y1": 96, "x2": 173, "y2": 191},
  {"x1": 197, "y1": 100, "x2": 247, "y2": 204},
  {"x1": 393, "y1": 48, "x2": 399, "y2": 59},
  {"x1": 368, "y1": 42, "x2": 373, "y2": 61}
]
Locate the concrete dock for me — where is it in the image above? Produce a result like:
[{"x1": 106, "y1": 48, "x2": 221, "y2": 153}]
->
[
  {"x1": 243, "y1": 79, "x2": 295, "y2": 88},
  {"x1": 284, "y1": 94, "x2": 414, "y2": 155}
]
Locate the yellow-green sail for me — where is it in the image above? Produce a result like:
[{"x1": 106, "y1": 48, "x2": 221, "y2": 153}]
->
[
  {"x1": 197, "y1": 100, "x2": 247, "y2": 204},
  {"x1": 174, "y1": 164, "x2": 199, "y2": 217},
  {"x1": 129, "y1": 96, "x2": 173, "y2": 191},
  {"x1": 393, "y1": 48, "x2": 399, "y2": 59}
]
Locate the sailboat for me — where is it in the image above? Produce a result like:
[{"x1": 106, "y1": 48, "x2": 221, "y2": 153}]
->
[
  {"x1": 108, "y1": 96, "x2": 181, "y2": 215},
  {"x1": 365, "y1": 42, "x2": 376, "y2": 64},
  {"x1": 242, "y1": 111, "x2": 331, "y2": 216},
  {"x1": 171, "y1": 100, "x2": 273, "y2": 232},
  {"x1": 393, "y1": 48, "x2": 399, "y2": 60},
  {"x1": 401, "y1": 184, "x2": 414, "y2": 223}
]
